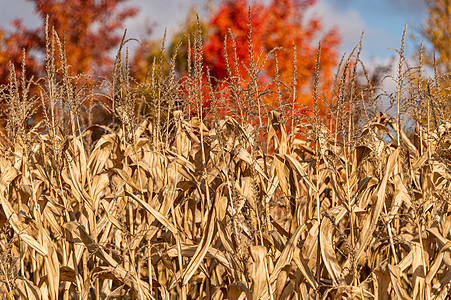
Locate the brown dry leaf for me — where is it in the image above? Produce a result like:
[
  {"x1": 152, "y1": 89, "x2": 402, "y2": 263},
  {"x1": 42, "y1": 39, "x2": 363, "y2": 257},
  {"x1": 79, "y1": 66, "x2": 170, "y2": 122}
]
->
[
  {"x1": 292, "y1": 247, "x2": 318, "y2": 290},
  {"x1": 42, "y1": 204, "x2": 63, "y2": 236},
  {"x1": 15, "y1": 276, "x2": 42, "y2": 300},
  {"x1": 277, "y1": 281, "x2": 294, "y2": 300},
  {"x1": 73, "y1": 137, "x2": 88, "y2": 186},
  {"x1": 389, "y1": 121, "x2": 419, "y2": 156},
  {"x1": 427, "y1": 226, "x2": 449, "y2": 246},
  {"x1": 91, "y1": 266, "x2": 151, "y2": 294},
  {"x1": 426, "y1": 251, "x2": 444, "y2": 285},
  {"x1": 65, "y1": 160, "x2": 94, "y2": 211},
  {"x1": 63, "y1": 221, "x2": 115, "y2": 266},
  {"x1": 354, "y1": 145, "x2": 372, "y2": 169},
  {"x1": 63, "y1": 222, "x2": 152, "y2": 296},
  {"x1": 284, "y1": 153, "x2": 317, "y2": 193},
  {"x1": 321, "y1": 286, "x2": 360, "y2": 299},
  {"x1": 320, "y1": 207, "x2": 346, "y2": 286},
  {"x1": 355, "y1": 148, "x2": 399, "y2": 263},
  {"x1": 235, "y1": 176, "x2": 254, "y2": 210},
  {"x1": 302, "y1": 220, "x2": 320, "y2": 271},
  {"x1": 44, "y1": 240, "x2": 60, "y2": 300},
  {"x1": 438, "y1": 282, "x2": 451, "y2": 300},
  {"x1": 90, "y1": 173, "x2": 109, "y2": 211},
  {"x1": 427, "y1": 241, "x2": 451, "y2": 290},
  {"x1": 259, "y1": 224, "x2": 306, "y2": 299},
  {"x1": 268, "y1": 111, "x2": 288, "y2": 154},
  {"x1": 373, "y1": 267, "x2": 390, "y2": 300},
  {"x1": 125, "y1": 190, "x2": 178, "y2": 235},
  {"x1": 226, "y1": 282, "x2": 251, "y2": 300},
  {"x1": 0, "y1": 209, "x2": 6, "y2": 231},
  {"x1": 0, "y1": 193, "x2": 48, "y2": 256},
  {"x1": 413, "y1": 277, "x2": 426, "y2": 300},
  {"x1": 106, "y1": 285, "x2": 129, "y2": 300},
  {"x1": 269, "y1": 224, "x2": 305, "y2": 283},
  {"x1": 17, "y1": 231, "x2": 48, "y2": 257},
  {"x1": 111, "y1": 168, "x2": 141, "y2": 192},
  {"x1": 91, "y1": 266, "x2": 122, "y2": 281},
  {"x1": 248, "y1": 245, "x2": 268, "y2": 300},
  {"x1": 175, "y1": 128, "x2": 191, "y2": 159},
  {"x1": 411, "y1": 243, "x2": 427, "y2": 300},
  {"x1": 388, "y1": 264, "x2": 412, "y2": 300},
  {"x1": 274, "y1": 154, "x2": 290, "y2": 196},
  {"x1": 274, "y1": 265, "x2": 290, "y2": 300},
  {"x1": 391, "y1": 173, "x2": 412, "y2": 215},
  {"x1": 59, "y1": 266, "x2": 76, "y2": 283},
  {"x1": 298, "y1": 282, "x2": 310, "y2": 299},
  {"x1": 215, "y1": 195, "x2": 228, "y2": 221},
  {"x1": 217, "y1": 221, "x2": 235, "y2": 254},
  {"x1": 182, "y1": 204, "x2": 216, "y2": 286},
  {"x1": 88, "y1": 134, "x2": 116, "y2": 174},
  {"x1": 166, "y1": 244, "x2": 232, "y2": 271},
  {"x1": 397, "y1": 250, "x2": 414, "y2": 273},
  {"x1": 0, "y1": 164, "x2": 20, "y2": 187},
  {"x1": 237, "y1": 148, "x2": 268, "y2": 180}
]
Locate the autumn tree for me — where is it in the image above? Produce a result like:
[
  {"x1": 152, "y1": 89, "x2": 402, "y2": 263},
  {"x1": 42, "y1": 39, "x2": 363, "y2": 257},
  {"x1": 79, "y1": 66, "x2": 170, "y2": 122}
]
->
[
  {"x1": 411, "y1": 0, "x2": 450, "y2": 124},
  {"x1": 0, "y1": 29, "x2": 7, "y2": 80},
  {"x1": 420, "y1": 0, "x2": 450, "y2": 74},
  {"x1": 0, "y1": 26, "x2": 42, "y2": 84},
  {"x1": 0, "y1": 0, "x2": 138, "y2": 83},
  {"x1": 133, "y1": 0, "x2": 341, "y2": 122},
  {"x1": 203, "y1": 0, "x2": 340, "y2": 110}
]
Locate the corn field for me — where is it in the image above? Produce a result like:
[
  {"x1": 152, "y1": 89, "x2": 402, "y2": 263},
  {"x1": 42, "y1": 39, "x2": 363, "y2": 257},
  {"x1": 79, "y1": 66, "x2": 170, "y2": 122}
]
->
[{"x1": 0, "y1": 24, "x2": 450, "y2": 300}]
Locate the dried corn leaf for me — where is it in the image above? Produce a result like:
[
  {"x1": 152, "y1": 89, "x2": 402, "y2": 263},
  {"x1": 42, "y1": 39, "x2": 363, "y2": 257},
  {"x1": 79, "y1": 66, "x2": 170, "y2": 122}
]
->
[
  {"x1": 270, "y1": 224, "x2": 305, "y2": 283},
  {"x1": 320, "y1": 207, "x2": 345, "y2": 286},
  {"x1": 44, "y1": 240, "x2": 59, "y2": 300},
  {"x1": 284, "y1": 153, "x2": 317, "y2": 193},
  {"x1": 227, "y1": 281, "x2": 251, "y2": 300},
  {"x1": 16, "y1": 276, "x2": 41, "y2": 300},
  {"x1": 182, "y1": 204, "x2": 216, "y2": 286},
  {"x1": 125, "y1": 190, "x2": 177, "y2": 234},
  {"x1": 388, "y1": 264, "x2": 412, "y2": 300},
  {"x1": 166, "y1": 244, "x2": 232, "y2": 270},
  {"x1": 249, "y1": 245, "x2": 268, "y2": 300},
  {"x1": 0, "y1": 194, "x2": 48, "y2": 256},
  {"x1": 355, "y1": 148, "x2": 399, "y2": 263},
  {"x1": 373, "y1": 267, "x2": 390, "y2": 300}
]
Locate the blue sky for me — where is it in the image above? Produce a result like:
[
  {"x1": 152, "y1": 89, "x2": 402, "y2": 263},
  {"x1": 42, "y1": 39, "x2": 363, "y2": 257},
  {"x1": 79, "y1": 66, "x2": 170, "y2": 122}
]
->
[{"x1": 0, "y1": 0, "x2": 428, "y2": 66}]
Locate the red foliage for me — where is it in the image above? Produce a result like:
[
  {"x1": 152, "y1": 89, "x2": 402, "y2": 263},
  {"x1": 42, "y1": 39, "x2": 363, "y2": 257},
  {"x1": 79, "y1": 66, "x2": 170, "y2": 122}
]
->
[
  {"x1": 203, "y1": 0, "x2": 341, "y2": 113},
  {"x1": 0, "y1": 0, "x2": 138, "y2": 83}
]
